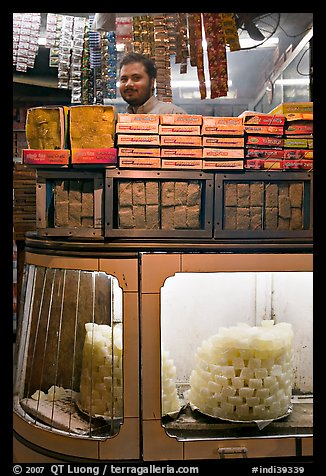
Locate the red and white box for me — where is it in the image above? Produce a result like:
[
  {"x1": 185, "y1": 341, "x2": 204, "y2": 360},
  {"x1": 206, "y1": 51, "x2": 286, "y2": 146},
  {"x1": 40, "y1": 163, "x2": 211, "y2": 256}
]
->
[
  {"x1": 160, "y1": 135, "x2": 202, "y2": 147},
  {"x1": 202, "y1": 124, "x2": 244, "y2": 135},
  {"x1": 159, "y1": 125, "x2": 201, "y2": 135},
  {"x1": 246, "y1": 135, "x2": 284, "y2": 147},
  {"x1": 118, "y1": 147, "x2": 161, "y2": 157},
  {"x1": 202, "y1": 160, "x2": 244, "y2": 170},
  {"x1": 161, "y1": 159, "x2": 203, "y2": 169},
  {"x1": 117, "y1": 113, "x2": 160, "y2": 123},
  {"x1": 119, "y1": 157, "x2": 161, "y2": 168},
  {"x1": 245, "y1": 149, "x2": 284, "y2": 159},
  {"x1": 116, "y1": 123, "x2": 159, "y2": 134},
  {"x1": 117, "y1": 135, "x2": 160, "y2": 146},
  {"x1": 160, "y1": 148, "x2": 203, "y2": 158},
  {"x1": 160, "y1": 114, "x2": 202, "y2": 125},
  {"x1": 244, "y1": 125, "x2": 284, "y2": 135},
  {"x1": 202, "y1": 116, "x2": 243, "y2": 126},
  {"x1": 203, "y1": 136, "x2": 244, "y2": 147}
]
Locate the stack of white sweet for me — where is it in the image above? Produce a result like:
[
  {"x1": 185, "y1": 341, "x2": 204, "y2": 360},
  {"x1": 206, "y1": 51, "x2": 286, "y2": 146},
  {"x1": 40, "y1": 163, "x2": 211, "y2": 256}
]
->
[
  {"x1": 188, "y1": 320, "x2": 294, "y2": 421},
  {"x1": 161, "y1": 349, "x2": 181, "y2": 415},
  {"x1": 79, "y1": 322, "x2": 123, "y2": 418}
]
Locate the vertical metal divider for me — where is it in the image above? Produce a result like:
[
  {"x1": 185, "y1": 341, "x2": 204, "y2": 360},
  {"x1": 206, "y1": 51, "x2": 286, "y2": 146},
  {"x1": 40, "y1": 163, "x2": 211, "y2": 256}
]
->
[
  {"x1": 69, "y1": 269, "x2": 81, "y2": 434},
  {"x1": 51, "y1": 269, "x2": 66, "y2": 428},
  {"x1": 89, "y1": 271, "x2": 96, "y2": 436},
  {"x1": 110, "y1": 275, "x2": 115, "y2": 436},
  {"x1": 109, "y1": 275, "x2": 114, "y2": 436},
  {"x1": 14, "y1": 264, "x2": 37, "y2": 400},
  {"x1": 214, "y1": 174, "x2": 224, "y2": 237},
  {"x1": 25, "y1": 267, "x2": 49, "y2": 423},
  {"x1": 138, "y1": 252, "x2": 144, "y2": 460},
  {"x1": 39, "y1": 268, "x2": 57, "y2": 427}
]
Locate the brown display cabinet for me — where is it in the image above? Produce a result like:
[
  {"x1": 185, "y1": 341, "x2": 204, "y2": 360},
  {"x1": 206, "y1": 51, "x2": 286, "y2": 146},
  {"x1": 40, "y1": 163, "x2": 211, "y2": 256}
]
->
[
  {"x1": 140, "y1": 252, "x2": 313, "y2": 461},
  {"x1": 13, "y1": 247, "x2": 140, "y2": 462}
]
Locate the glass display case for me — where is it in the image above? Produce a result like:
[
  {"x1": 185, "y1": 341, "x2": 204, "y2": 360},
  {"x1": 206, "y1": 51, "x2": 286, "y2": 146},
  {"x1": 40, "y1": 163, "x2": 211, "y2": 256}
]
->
[
  {"x1": 13, "y1": 250, "x2": 140, "y2": 462},
  {"x1": 141, "y1": 252, "x2": 313, "y2": 460}
]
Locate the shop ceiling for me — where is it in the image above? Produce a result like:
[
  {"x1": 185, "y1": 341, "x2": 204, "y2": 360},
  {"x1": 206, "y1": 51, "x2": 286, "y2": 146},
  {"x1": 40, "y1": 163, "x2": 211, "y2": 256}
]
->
[{"x1": 13, "y1": 12, "x2": 313, "y2": 106}]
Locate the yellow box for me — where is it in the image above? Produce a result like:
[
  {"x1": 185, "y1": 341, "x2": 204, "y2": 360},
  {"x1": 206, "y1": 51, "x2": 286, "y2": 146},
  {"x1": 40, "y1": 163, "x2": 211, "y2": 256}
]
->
[{"x1": 269, "y1": 102, "x2": 313, "y2": 115}]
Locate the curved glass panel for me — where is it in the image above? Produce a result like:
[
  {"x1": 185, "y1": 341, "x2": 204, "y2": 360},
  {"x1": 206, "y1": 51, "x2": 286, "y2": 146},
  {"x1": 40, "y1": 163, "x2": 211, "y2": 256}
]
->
[{"x1": 13, "y1": 264, "x2": 123, "y2": 439}]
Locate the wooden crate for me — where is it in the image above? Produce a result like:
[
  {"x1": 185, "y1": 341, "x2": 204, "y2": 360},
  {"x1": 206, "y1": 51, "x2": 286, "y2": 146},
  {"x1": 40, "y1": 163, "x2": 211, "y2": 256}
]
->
[
  {"x1": 13, "y1": 164, "x2": 37, "y2": 240},
  {"x1": 105, "y1": 169, "x2": 214, "y2": 239},
  {"x1": 36, "y1": 170, "x2": 104, "y2": 237},
  {"x1": 214, "y1": 171, "x2": 313, "y2": 242}
]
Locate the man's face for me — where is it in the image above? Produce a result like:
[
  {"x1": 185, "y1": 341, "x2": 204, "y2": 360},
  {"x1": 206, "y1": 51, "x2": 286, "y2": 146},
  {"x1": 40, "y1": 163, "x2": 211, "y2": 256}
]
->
[{"x1": 119, "y1": 62, "x2": 155, "y2": 107}]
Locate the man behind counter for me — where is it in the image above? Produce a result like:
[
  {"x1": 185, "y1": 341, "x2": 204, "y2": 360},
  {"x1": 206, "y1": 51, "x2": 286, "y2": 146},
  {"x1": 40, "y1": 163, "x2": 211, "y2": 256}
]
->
[{"x1": 119, "y1": 52, "x2": 186, "y2": 115}]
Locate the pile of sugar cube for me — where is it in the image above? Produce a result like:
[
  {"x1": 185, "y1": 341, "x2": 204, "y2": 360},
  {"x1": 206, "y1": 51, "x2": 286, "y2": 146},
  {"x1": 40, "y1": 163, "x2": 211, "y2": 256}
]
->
[{"x1": 188, "y1": 320, "x2": 293, "y2": 421}]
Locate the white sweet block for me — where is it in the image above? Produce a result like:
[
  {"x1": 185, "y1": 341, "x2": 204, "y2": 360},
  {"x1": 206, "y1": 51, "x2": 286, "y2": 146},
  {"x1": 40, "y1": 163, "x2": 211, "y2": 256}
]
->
[
  {"x1": 188, "y1": 320, "x2": 293, "y2": 420},
  {"x1": 232, "y1": 357, "x2": 245, "y2": 369},
  {"x1": 239, "y1": 387, "x2": 255, "y2": 398},
  {"x1": 222, "y1": 366, "x2": 236, "y2": 378},
  {"x1": 161, "y1": 348, "x2": 181, "y2": 415},
  {"x1": 228, "y1": 396, "x2": 243, "y2": 405},
  {"x1": 231, "y1": 377, "x2": 244, "y2": 389},
  {"x1": 256, "y1": 388, "x2": 270, "y2": 400},
  {"x1": 248, "y1": 378, "x2": 263, "y2": 389},
  {"x1": 239, "y1": 368, "x2": 254, "y2": 379},
  {"x1": 255, "y1": 368, "x2": 268, "y2": 379},
  {"x1": 79, "y1": 322, "x2": 123, "y2": 418}
]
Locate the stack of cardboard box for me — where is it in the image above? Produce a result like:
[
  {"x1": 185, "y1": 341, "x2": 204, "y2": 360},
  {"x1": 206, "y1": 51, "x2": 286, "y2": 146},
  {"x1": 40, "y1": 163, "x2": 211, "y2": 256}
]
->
[
  {"x1": 241, "y1": 111, "x2": 285, "y2": 171},
  {"x1": 201, "y1": 116, "x2": 245, "y2": 170}
]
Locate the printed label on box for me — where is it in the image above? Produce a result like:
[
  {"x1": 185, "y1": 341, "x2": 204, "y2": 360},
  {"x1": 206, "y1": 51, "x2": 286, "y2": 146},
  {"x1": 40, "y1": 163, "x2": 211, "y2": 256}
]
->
[
  {"x1": 116, "y1": 123, "x2": 159, "y2": 133},
  {"x1": 118, "y1": 147, "x2": 161, "y2": 157},
  {"x1": 161, "y1": 159, "x2": 203, "y2": 169},
  {"x1": 246, "y1": 136, "x2": 284, "y2": 147},
  {"x1": 244, "y1": 125, "x2": 284, "y2": 135},
  {"x1": 159, "y1": 125, "x2": 201, "y2": 135},
  {"x1": 241, "y1": 112, "x2": 285, "y2": 126},
  {"x1": 203, "y1": 148, "x2": 244, "y2": 159},
  {"x1": 23, "y1": 149, "x2": 70, "y2": 165},
  {"x1": 160, "y1": 135, "x2": 202, "y2": 147},
  {"x1": 202, "y1": 160, "x2": 244, "y2": 169},
  {"x1": 161, "y1": 148, "x2": 203, "y2": 158},
  {"x1": 202, "y1": 124, "x2": 244, "y2": 135},
  {"x1": 160, "y1": 114, "x2": 202, "y2": 125},
  {"x1": 119, "y1": 157, "x2": 161, "y2": 168},
  {"x1": 117, "y1": 113, "x2": 160, "y2": 123},
  {"x1": 117, "y1": 135, "x2": 160, "y2": 145},
  {"x1": 71, "y1": 148, "x2": 117, "y2": 164},
  {"x1": 203, "y1": 136, "x2": 244, "y2": 147},
  {"x1": 202, "y1": 116, "x2": 243, "y2": 126}
]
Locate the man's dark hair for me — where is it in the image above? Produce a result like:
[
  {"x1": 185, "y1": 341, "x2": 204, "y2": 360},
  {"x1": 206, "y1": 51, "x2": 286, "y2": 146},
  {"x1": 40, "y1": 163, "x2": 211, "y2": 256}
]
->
[{"x1": 119, "y1": 52, "x2": 157, "y2": 80}]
